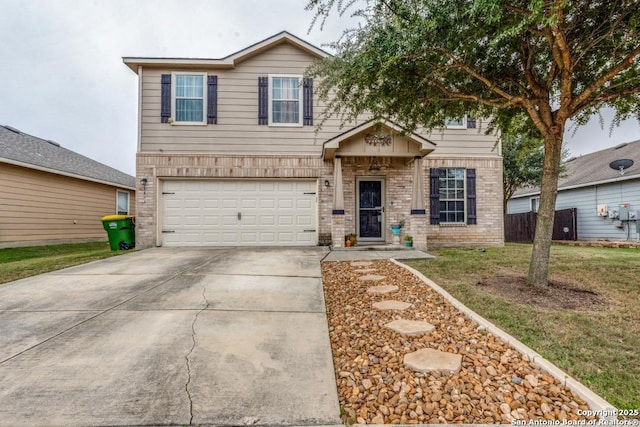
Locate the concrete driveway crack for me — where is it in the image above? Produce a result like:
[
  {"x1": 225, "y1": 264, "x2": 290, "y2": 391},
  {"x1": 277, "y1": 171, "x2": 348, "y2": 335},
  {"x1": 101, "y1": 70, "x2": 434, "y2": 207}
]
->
[{"x1": 185, "y1": 285, "x2": 210, "y2": 425}]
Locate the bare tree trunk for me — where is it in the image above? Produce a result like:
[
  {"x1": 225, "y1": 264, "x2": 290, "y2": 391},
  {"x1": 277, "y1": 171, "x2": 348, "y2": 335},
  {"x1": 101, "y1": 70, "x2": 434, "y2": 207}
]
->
[{"x1": 528, "y1": 129, "x2": 564, "y2": 287}]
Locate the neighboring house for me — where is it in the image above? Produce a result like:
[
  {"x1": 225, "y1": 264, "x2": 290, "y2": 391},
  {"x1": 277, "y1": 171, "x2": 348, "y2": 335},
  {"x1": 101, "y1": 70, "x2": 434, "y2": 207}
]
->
[
  {"x1": 123, "y1": 31, "x2": 504, "y2": 249},
  {"x1": 508, "y1": 140, "x2": 640, "y2": 242},
  {"x1": 0, "y1": 125, "x2": 136, "y2": 248}
]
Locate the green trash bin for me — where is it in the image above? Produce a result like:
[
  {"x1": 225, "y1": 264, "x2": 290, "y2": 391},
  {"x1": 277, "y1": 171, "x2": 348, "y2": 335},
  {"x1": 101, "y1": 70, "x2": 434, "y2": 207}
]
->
[{"x1": 101, "y1": 215, "x2": 135, "y2": 251}]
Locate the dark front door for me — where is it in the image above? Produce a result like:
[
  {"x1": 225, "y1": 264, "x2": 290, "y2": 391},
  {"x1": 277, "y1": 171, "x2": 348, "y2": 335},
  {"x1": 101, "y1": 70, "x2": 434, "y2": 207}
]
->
[{"x1": 358, "y1": 179, "x2": 384, "y2": 239}]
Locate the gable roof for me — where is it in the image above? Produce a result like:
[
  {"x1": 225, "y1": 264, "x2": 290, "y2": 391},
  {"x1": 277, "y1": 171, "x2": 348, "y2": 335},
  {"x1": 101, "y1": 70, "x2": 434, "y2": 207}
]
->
[
  {"x1": 123, "y1": 31, "x2": 329, "y2": 72},
  {"x1": 512, "y1": 139, "x2": 640, "y2": 198},
  {"x1": 0, "y1": 125, "x2": 135, "y2": 190},
  {"x1": 322, "y1": 119, "x2": 437, "y2": 159}
]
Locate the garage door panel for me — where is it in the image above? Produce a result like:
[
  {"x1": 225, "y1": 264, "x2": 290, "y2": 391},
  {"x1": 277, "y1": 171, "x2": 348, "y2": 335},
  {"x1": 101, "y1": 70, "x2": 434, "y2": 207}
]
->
[
  {"x1": 259, "y1": 215, "x2": 276, "y2": 226},
  {"x1": 241, "y1": 215, "x2": 257, "y2": 226},
  {"x1": 296, "y1": 215, "x2": 312, "y2": 226},
  {"x1": 222, "y1": 199, "x2": 239, "y2": 208},
  {"x1": 162, "y1": 180, "x2": 316, "y2": 246},
  {"x1": 222, "y1": 215, "x2": 238, "y2": 225}
]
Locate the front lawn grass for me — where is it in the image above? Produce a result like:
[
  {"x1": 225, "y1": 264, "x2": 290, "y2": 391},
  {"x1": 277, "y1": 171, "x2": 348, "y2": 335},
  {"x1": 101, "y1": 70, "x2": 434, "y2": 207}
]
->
[
  {"x1": 0, "y1": 242, "x2": 122, "y2": 284},
  {"x1": 406, "y1": 243, "x2": 640, "y2": 410}
]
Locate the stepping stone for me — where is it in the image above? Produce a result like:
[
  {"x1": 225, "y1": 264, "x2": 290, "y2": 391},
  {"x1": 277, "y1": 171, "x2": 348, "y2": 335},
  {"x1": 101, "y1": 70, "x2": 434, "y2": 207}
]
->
[
  {"x1": 354, "y1": 268, "x2": 377, "y2": 274},
  {"x1": 350, "y1": 261, "x2": 373, "y2": 267},
  {"x1": 403, "y1": 349, "x2": 462, "y2": 374},
  {"x1": 366, "y1": 285, "x2": 399, "y2": 295},
  {"x1": 358, "y1": 274, "x2": 386, "y2": 282},
  {"x1": 373, "y1": 300, "x2": 412, "y2": 311},
  {"x1": 385, "y1": 319, "x2": 435, "y2": 336}
]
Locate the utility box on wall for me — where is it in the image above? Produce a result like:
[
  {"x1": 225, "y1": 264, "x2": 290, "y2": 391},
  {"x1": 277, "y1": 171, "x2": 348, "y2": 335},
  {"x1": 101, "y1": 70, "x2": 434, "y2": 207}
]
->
[
  {"x1": 597, "y1": 204, "x2": 608, "y2": 217},
  {"x1": 619, "y1": 203, "x2": 630, "y2": 221}
]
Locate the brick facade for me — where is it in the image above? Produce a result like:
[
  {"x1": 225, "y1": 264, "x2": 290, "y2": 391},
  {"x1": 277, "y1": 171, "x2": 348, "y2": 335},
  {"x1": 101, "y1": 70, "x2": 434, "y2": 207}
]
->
[
  {"x1": 425, "y1": 157, "x2": 504, "y2": 247},
  {"x1": 136, "y1": 153, "x2": 503, "y2": 248}
]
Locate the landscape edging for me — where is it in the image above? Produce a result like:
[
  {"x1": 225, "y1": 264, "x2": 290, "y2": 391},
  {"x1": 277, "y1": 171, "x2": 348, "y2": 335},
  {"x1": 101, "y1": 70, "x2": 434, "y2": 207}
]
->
[{"x1": 392, "y1": 259, "x2": 617, "y2": 422}]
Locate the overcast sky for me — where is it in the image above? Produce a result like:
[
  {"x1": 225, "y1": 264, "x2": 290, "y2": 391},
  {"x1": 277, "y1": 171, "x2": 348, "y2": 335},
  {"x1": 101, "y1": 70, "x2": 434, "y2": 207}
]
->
[{"x1": 1, "y1": 0, "x2": 638, "y2": 176}]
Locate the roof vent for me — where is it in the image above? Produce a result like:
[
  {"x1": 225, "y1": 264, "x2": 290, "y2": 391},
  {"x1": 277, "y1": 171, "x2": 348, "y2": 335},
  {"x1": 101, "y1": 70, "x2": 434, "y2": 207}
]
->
[
  {"x1": 609, "y1": 158, "x2": 634, "y2": 175},
  {"x1": 3, "y1": 125, "x2": 21, "y2": 134},
  {"x1": 614, "y1": 142, "x2": 628, "y2": 150},
  {"x1": 46, "y1": 139, "x2": 61, "y2": 147}
]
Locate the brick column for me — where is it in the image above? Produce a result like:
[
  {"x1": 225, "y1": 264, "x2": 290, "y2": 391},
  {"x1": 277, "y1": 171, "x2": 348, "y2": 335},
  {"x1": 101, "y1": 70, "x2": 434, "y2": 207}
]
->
[
  {"x1": 331, "y1": 214, "x2": 345, "y2": 248},
  {"x1": 408, "y1": 213, "x2": 428, "y2": 251}
]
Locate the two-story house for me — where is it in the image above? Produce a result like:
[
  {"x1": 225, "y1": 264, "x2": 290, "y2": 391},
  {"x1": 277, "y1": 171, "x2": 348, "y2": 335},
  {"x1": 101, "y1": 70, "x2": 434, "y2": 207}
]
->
[{"x1": 124, "y1": 31, "x2": 504, "y2": 250}]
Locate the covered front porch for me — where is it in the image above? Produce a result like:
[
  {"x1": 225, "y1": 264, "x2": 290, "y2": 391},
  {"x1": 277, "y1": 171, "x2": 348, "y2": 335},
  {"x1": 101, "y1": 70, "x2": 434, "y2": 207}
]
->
[{"x1": 323, "y1": 120, "x2": 436, "y2": 250}]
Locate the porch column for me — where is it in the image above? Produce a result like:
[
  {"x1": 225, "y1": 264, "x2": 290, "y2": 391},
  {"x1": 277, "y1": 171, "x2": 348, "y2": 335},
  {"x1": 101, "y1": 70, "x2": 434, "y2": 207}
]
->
[
  {"x1": 332, "y1": 156, "x2": 345, "y2": 214},
  {"x1": 331, "y1": 155, "x2": 346, "y2": 247},
  {"x1": 410, "y1": 156, "x2": 428, "y2": 250},
  {"x1": 410, "y1": 156, "x2": 426, "y2": 214}
]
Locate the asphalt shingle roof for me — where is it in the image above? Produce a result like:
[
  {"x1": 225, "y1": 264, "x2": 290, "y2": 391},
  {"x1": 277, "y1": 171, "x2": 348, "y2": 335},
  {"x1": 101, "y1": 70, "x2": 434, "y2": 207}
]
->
[
  {"x1": 513, "y1": 139, "x2": 640, "y2": 197},
  {"x1": 0, "y1": 125, "x2": 135, "y2": 189}
]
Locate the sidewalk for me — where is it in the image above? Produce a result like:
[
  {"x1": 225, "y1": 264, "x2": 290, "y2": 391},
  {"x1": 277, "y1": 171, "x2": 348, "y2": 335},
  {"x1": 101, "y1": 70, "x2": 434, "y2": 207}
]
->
[{"x1": 323, "y1": 245, "x2": 434, "y2": 261}]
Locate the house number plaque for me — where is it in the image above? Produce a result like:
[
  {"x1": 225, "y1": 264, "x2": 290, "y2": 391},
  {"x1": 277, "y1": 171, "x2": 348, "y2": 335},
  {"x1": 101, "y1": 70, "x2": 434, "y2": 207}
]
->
[{"x1": 364, "y1": 133, "x2": 392, "y2": 146}]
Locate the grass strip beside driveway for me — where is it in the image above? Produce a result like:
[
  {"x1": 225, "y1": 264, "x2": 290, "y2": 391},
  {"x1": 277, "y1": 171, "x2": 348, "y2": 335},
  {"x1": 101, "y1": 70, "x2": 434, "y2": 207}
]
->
[
  {"x1": 406, "y1": 243, "x2": 640, "y2": 410},
  {"x1": 0, "y1": 242, "x2": 122, "y2": 284}
]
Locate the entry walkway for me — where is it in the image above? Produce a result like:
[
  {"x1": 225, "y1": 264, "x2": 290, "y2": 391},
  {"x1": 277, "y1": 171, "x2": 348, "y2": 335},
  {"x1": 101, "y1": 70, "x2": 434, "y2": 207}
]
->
[{"x1": 323, "y1": 245, "x2": 433, "y2": 261}]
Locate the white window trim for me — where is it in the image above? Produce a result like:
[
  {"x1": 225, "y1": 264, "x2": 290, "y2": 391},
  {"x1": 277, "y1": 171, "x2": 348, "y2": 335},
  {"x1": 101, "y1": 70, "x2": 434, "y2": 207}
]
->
[
  {"x1": 530, "y1": 196, "x2": 540, "y2": 213},
  {"x1": 116, "y1": 190, "x2": 130, "y2": 215},
  {"x1": 445, "y1": 117, "x2": 467, "y2": 129},
  {"x1": 439, "y1": 168, "x2": 467, "y2": 224},
  {"x1": 170, "y1": 72, "x2": 207, "y2": 126},
  {"x1": 268, "y1": 74, "x2": 303, "y2": 127}
]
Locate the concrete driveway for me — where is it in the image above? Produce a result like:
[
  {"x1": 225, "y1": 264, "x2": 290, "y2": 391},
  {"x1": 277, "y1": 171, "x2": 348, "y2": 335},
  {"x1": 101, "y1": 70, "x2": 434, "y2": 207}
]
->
[{"x1": 0, "y1": 247, "x2": 340, "y2": 426}]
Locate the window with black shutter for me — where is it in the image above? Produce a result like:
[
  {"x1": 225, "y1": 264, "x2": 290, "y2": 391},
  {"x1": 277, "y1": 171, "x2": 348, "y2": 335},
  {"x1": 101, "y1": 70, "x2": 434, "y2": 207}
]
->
[
  {"x1": 258, "y1": 75, "x2": 313, "y2": 126},
  {"x1": 429, "y1": 168, "x2": 477, "y2": 225},
  {"x1": 207, "y1": 75, "x2": 218, "y2": 124},
  {"x1": 160, "y1": 74, "x2": 171, "y2": 123}
]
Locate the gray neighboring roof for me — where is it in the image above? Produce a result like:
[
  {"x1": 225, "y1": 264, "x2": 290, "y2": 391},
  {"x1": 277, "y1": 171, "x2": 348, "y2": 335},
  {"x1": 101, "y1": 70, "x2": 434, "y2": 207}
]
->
[
  {"x1": 0, "y1": 125, "x2": 135, "y2": 189},
  {"x1": 512, "y1": 139, "x2": 640, "y2": 198}
]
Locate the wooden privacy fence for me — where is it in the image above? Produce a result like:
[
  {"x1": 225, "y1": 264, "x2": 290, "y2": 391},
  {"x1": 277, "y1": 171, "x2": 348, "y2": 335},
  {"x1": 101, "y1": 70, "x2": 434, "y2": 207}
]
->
[{"x1": 505, "y1": 208, "x2": 577, "y2": 243}]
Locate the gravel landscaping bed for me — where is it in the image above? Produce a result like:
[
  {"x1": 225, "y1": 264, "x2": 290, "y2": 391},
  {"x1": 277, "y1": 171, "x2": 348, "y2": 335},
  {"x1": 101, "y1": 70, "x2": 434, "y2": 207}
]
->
[{"x1": 321, "y1": 260, "x2": 595, "y2": 425}]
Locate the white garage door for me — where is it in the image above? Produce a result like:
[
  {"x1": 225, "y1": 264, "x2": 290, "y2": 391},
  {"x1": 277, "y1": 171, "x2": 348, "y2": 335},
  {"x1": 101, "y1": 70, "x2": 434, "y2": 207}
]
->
[{"x1": 161, "y1": 180, "x2": 317, "y2": 246}]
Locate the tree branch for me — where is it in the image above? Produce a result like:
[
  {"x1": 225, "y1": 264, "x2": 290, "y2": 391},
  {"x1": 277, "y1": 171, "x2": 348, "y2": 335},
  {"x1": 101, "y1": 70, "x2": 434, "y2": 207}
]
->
[
  {"x1": 437, "y1": 49, "x2": 522, "y2": 105},
  {"x1": 570, "y1": 47, "x2": 640, "y2": 111},
  {"x1": 522, "y1": 36, "x2": 546, "y2": 97}
]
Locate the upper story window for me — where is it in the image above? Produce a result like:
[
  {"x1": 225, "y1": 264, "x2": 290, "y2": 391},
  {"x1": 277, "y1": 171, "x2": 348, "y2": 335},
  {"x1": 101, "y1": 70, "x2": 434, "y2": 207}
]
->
[
  {"x1": 445, "y1": 116, "x2": 477, "y2": 129},
  {"x1": 172, "y1": 73, "x2": 207, "y2": 124},
  {"x1": 269, "y1": 75, "x2": 303, "y2": 126},
  {"x1": 258, "y1": 75, "x2": 312, "y2": 126},
  {"x1": 445, "y1": 117, "x2": 466, "y2": 129},
  {"x1": 117, "y1": 191, "x2": 130, "y2": 215}
]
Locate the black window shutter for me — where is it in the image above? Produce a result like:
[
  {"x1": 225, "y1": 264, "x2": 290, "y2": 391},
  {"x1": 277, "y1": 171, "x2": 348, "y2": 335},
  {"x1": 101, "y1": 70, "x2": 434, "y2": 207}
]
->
[
  {"x1": 467, "y1": 168, "x2": 477, "y2": 224},
  {"x1": 303, "y1": 78, "x2": 313, "y2": 125},
  {"x1": 429, "y1": 168, "x2": 441, "y2": 225},
  {"x1": 161, "y1": 74, "x2": 171, "y2": 123},
  {"x1": 467, "y1": 115, "x2": 477, "y2": 129},
  {"x1": 207, "y1": 75, "x2": 218, "y2": 124},
  {"x1": 258, "y1": 77, "x2": 268, "y2": 125}
]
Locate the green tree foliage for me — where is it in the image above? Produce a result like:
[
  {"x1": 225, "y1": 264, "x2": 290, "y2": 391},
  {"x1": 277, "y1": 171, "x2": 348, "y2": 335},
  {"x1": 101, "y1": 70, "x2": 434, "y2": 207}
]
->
[
  {"x1": 307, "y1": 0, "x2": 640, "y2": 286},
  {"x1": 501, "y1": 116, "x2": 545, "y2": 212}
]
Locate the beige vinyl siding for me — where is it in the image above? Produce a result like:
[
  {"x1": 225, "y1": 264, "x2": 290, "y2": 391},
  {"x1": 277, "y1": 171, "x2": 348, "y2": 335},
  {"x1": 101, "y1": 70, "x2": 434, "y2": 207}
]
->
[
  {"x1": 425, "y1": 126, "x2": 499, "y2": 156},
  {"x1": 139, "y1": 41, "x2": 497, "y2": 157},
  {"x1": 0, "y1": 163, "x2": 135, "y2": 245}
]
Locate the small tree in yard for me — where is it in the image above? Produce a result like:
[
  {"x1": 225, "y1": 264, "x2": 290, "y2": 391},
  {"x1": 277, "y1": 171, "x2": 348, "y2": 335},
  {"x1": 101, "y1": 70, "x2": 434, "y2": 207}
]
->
[{"x1": 307, "y1": 0, "x2": 640, "y2": 287}]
